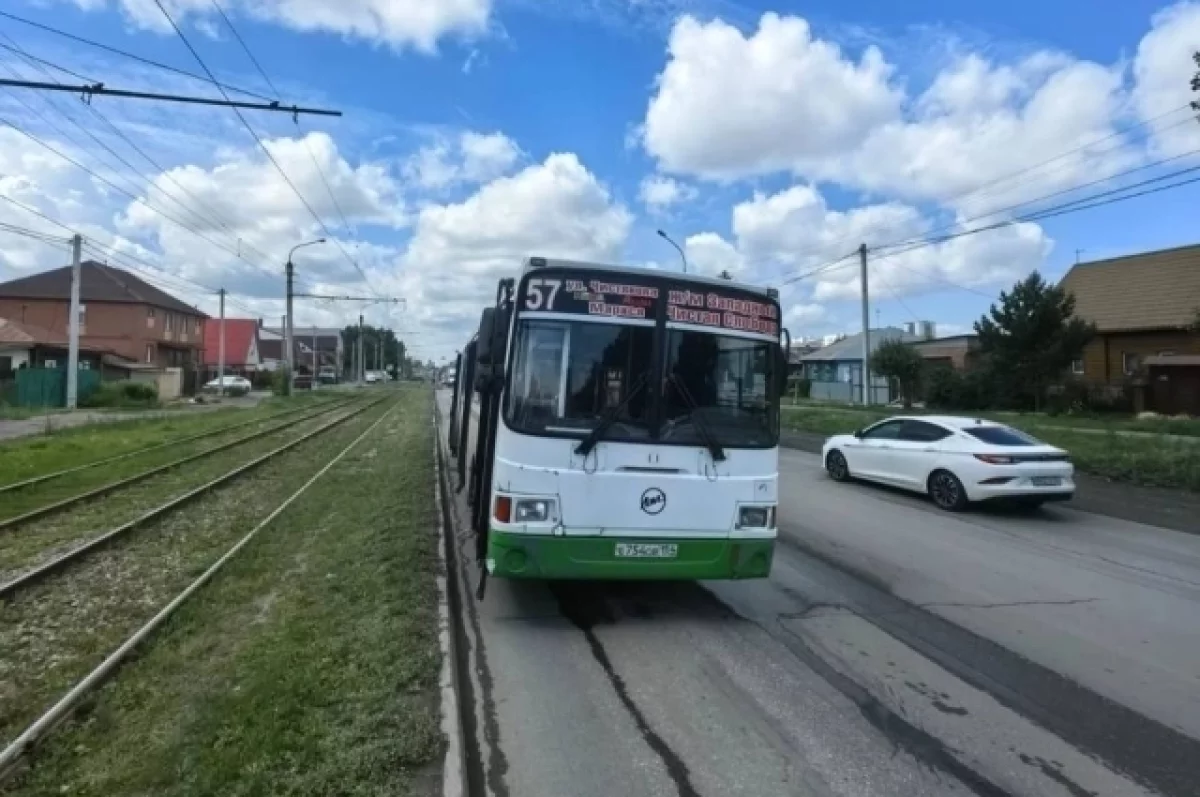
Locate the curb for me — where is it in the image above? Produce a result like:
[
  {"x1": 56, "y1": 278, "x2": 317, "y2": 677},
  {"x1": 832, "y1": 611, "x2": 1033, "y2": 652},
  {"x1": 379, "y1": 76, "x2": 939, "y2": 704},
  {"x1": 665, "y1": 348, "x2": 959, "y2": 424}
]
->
[{"x1": 431, "y1": 403, "x2": 467, "y2": 797}]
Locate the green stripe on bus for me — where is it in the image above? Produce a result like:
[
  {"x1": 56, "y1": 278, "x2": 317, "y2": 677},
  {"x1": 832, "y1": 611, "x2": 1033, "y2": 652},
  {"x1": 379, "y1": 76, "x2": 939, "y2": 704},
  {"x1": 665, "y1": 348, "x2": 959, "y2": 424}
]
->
[{"x1": 486, "y1": 529, "x2": 774, "y2": 580}]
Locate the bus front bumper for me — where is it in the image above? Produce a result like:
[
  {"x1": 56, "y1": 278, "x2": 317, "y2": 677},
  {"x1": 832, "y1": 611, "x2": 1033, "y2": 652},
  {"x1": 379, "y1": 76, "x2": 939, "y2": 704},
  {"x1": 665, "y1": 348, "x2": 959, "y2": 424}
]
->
[{"x1": 485, "y1": 529, "x2": 774, "y2": 580}]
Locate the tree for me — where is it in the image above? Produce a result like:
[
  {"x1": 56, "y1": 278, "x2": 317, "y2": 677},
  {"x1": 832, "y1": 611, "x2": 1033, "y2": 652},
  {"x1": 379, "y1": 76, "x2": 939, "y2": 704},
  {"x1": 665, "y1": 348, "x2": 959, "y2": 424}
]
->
[
  {"x1": 1191, "y1": 51, "x2": 1199, "y2": 112},
  {"x1": 341, "y1": 325, "x2": 407, "y2": 376},
  {"x1": 870, "y1": 339, "x2": 925, "y2": 408},
  {"x1": 974, "y1": 271, "x2": 1095, "y2": 410}
]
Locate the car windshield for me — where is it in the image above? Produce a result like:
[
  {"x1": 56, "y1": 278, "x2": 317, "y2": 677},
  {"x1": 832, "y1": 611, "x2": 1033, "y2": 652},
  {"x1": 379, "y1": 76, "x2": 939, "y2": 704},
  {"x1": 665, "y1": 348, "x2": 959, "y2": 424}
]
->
[{"x1": 964, "y1": 425, "x2": 1044, "y2": 446}]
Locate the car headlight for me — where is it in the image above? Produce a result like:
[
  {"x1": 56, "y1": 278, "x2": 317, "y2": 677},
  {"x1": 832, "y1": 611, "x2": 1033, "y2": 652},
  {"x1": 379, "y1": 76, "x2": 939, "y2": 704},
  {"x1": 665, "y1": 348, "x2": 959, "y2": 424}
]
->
[
  {"x1": 737, "y1": 505, "x2": 776, "y2": 529},
  {"x1": 514, "y1": 498, "x2": 556, "y2": 523}
]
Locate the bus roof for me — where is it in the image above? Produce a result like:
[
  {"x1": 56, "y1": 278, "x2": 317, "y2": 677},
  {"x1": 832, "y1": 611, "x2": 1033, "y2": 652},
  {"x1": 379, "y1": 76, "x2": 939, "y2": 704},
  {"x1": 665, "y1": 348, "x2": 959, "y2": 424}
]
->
[{"x1": 521, "y1": 257, "x2": 778, "y2": 300}]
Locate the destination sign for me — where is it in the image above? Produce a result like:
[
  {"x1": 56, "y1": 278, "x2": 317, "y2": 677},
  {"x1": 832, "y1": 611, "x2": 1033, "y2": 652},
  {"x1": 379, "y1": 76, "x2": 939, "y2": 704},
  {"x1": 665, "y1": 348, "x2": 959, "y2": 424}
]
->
[{"x1": 518, "y1": 270, "x2": 779, "y2": 337}]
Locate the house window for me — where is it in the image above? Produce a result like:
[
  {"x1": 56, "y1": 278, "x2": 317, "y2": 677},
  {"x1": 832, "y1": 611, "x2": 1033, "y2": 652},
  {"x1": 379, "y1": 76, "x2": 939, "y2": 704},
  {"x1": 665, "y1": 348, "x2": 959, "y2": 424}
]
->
[
  {"x1": 78, "y1": 303, "x2": 86, "y2": 333},
  {"x1": 79, "y1": 361, "x2": 91, "y2": 370},
  {"x1": 146, "y1": 344, "x2": 154, "y2": 363},
  {"x1": 1071, "y1": 359, "x2": 1084, "y2": 375},
  {"x1": 44, "y1": 359, "x2": 57, "y2": 368},
  {"x1": 1122, "y1": 352, "x2": 1141, "y2": 375},
  {"x1": 147, "y1": 307, "x2": 156, "y2": 329}
]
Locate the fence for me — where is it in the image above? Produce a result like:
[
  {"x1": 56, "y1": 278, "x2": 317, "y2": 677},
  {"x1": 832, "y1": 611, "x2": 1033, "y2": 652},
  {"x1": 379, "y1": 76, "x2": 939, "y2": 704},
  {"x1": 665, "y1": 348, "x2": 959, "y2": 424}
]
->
[
  {"x1": 808, "y1": 379, "x2": 892, "y2": 405},
  {"x1": 13, "y1": 367, "x2": 101, "y2": 408}
]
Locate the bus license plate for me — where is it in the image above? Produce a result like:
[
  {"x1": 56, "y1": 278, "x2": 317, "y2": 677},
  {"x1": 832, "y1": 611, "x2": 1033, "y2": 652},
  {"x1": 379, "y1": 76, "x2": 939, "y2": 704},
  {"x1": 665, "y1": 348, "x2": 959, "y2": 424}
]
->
[
  {"x1": 615, "y1": 543, "x2": 678, "y2": 559},
  {"x1": 1032, "y1": 476, "x2": 1061, "y2": 486}
]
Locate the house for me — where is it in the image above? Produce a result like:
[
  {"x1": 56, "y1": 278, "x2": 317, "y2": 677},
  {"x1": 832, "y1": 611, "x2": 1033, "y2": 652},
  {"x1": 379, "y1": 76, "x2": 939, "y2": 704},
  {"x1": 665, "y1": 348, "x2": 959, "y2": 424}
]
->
[
  {"x1": 0, "y1": 261, "x2": 208, "y2": 368},
  {"x1": 264, "y1": 325, "x2": 344, "y2": 375},
  {"x1": 0, "y1": 316, "x2": 149, "y2": 405},
  {"x1": 910, "y1": 333, "x2": 979, "y2": 371},
  {"x1": 202, "y1": 318, "x2": 261, "y2": 376},
  {"x1": 799, "y1": 326, "x2": 925, "y2": 403},
  {"x1": 1059, "y1": 243, "x2": 1200, "y2": 413}
]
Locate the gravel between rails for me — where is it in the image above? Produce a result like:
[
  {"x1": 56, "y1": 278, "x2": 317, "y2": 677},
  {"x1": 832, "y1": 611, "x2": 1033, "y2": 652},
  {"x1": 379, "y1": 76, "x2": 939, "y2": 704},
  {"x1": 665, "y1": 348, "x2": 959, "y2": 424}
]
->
[
  {"x1": 0, "y1": 401, "x2": 363, "y2": 584},
  {"x1": 0, "y1": 398, "x2": 396, "y2": 746}
]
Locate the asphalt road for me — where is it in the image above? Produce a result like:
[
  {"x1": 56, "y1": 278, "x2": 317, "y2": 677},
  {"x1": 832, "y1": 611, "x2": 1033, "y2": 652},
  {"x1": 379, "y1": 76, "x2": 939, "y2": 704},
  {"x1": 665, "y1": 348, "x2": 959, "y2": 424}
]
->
[{"x1": 439, "y1": 392, "x2": 1199, "y2": 797}]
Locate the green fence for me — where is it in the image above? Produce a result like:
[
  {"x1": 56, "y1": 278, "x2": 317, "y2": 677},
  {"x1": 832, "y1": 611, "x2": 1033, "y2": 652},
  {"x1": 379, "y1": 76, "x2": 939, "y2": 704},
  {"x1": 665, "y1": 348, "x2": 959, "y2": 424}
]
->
[{"x1": 14, "y1": 368, "x2": 101, "y2": 408}]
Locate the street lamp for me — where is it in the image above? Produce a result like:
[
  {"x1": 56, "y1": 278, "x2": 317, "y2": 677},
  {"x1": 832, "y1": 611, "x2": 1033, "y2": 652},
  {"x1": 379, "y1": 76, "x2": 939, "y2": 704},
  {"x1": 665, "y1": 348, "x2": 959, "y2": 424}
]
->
[
  {"x1": 285, "y1": 237, "x2": 326, "y2": 395},
  {"x1": 657, "y1": 229, "x2": 687, "y2": 274}
]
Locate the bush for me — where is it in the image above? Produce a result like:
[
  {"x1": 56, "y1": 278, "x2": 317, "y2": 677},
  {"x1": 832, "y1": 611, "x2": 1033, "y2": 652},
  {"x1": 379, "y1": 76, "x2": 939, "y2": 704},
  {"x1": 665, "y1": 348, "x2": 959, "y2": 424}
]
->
[
  {"x1": 82, "y1": 381, "x2": 159, "y2": 408},
  {"x1": 787, "y1": 376, "x2": 811, "y2": 400},
  {"x1": 269, "y1": 369, "x2": 289, "y2": 396},
  {"x1": 925, "y1": 367, "x2": 991, "y2": 411}
]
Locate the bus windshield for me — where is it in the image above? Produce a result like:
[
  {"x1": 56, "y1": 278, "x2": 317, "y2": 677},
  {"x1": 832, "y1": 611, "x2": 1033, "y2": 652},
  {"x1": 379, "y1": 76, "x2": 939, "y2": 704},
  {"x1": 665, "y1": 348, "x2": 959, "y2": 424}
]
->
[
  {"x1": 506, "y1": 319, "x2": 655, "y2": 438},
  {"x1": 505, "y1": 318, "x2": 779, "y2": 447},
  {"x1": 661, "y1": 329, "x2": 778, "y2": 448}
]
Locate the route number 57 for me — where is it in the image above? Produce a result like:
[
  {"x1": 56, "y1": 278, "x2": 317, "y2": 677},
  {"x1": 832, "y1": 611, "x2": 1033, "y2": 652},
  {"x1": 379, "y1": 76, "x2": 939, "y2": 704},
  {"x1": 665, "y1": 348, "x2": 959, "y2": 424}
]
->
[{"x1": 524, "y1": 278, "x2": 562, "y2": 311}]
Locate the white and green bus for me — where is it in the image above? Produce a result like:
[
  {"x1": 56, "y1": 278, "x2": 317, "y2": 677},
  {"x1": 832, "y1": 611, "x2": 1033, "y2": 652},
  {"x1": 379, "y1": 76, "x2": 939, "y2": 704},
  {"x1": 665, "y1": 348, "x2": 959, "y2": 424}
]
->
[{"x1": 449, "y1": 257, "x2": 787, "y2": 592}]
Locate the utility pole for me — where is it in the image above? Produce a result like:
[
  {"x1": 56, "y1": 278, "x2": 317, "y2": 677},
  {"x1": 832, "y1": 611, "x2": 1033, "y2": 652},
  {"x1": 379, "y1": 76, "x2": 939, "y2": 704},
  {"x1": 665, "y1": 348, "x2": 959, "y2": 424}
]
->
[
  {"x1": 358, "y1": 314, "x2": 364, "y2": 382},
  {"x1": 312, "y1": 325, "x2": 317, "y2": 390},
  {"x1": 217, "y1": 288, "x2": 226, "y2": 397},
  {"x1": 859, "y1": 243, "x2": 871, "y2": 406},
  {"x1": 284, "y1": 259, "x2": 294, "y2": 397},
  {"x1": 65, "y1": 234, "x2": 82, "y2": 409}
]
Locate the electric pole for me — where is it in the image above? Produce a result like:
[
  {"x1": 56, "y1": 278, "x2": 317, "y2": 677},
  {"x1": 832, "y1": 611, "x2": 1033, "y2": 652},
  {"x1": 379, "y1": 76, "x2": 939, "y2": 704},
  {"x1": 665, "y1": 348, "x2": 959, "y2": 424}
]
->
[
  {"x1": 217, "y1": 288, "x2": 226, "y2": 397},
  {"x1": 312, "y1": 325, "x2": 317, "y2": 390},
  {"x1": 65, "y1": 234, "x2": 82, "y2": 409},
  {"x1": 859, "y1": 243, "x2": 871, "y2": 406},
  {"x1": 358, "y1": 314, "x2": 364, "y2": 382},
  {"x1": 284, "y1": 259, "x2": 294, "y2": 397}
]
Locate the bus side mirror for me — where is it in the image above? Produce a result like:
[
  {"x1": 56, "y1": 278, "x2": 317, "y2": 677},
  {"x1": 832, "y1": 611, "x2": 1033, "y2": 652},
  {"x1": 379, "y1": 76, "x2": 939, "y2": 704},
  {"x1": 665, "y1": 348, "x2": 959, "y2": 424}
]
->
[{"x1": 475, "y1": 309, "x2": 496, "y2": 365}]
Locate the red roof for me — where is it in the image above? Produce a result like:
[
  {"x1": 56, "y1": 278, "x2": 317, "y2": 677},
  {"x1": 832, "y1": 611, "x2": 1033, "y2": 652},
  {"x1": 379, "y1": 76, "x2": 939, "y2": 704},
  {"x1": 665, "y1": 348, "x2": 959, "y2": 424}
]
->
[{"x1": 202, "y1": 319, "x2": 258, "y2": 366}]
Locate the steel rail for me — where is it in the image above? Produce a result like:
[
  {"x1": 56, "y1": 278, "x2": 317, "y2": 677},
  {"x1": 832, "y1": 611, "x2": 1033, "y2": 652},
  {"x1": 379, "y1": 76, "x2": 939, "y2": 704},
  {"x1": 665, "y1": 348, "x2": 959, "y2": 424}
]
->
[
  {"x1": 0, "y1": 398, "x2": 340, "y2": 496},
  {"x1": 0, "y1": 397, "x2": 384, "y2": 601},
  {"x1": 0, "y1": 398, "x2": 356, "y2": 531},
  {"x1": 0, "y1": 397, "x2": 398, "y2": 783}
]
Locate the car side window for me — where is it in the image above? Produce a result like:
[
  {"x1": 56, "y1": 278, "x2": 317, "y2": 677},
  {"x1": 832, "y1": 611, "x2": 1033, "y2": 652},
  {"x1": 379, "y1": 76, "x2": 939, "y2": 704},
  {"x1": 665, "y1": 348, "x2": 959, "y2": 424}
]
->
[
  {"x1": 898, "y1": 420, "x2": 952, "y2": 442},
  {"x1": 861, "y1": 420, "x2": 903, "y2": 440}
]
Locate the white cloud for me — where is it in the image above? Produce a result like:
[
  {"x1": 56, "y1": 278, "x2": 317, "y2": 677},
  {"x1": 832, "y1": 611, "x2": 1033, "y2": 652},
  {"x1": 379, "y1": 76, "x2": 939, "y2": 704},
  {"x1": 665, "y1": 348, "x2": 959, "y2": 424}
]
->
[
  {"x1": 682, "y1": 231, "x2": 743, "y2": 276},
  {"x1": 72, "y1": 0, "x2": 493, "y2": 51},
  {"x1": 399, "y1": 153, "x2": 632, "y2": 352},
  {"x1": 1133, "y1": 2, "x2": 1200, "y2": 158},
  {"x1": 785, "y1": 303, "x2": 825, "y2": 325},
  {"x1": 405, "y1": 131, "x2": 521, "y2": 189},
  {"x1": 642, "y1": 13, "x2": 901, "y2": 179},
  {"x1": 638, "y1": 174, "x2": 697, "y2": 210}
]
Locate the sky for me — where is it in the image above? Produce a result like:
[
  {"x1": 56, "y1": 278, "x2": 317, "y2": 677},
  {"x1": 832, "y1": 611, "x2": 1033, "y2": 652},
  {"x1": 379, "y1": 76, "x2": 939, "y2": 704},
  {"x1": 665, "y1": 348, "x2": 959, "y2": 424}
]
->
[{"x1": 0, "y1": 0, "x2": 1198, "y2": 360}]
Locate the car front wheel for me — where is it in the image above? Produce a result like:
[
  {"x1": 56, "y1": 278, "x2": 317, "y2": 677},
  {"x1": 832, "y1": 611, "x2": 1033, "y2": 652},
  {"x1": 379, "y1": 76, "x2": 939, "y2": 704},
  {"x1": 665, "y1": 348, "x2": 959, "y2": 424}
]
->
[
  {"x1": 826, "y1": 450, "x2": 850, "y2": 482},
  {"x1": 928, "y1": 469, "x2": 968, "y2": 511}
]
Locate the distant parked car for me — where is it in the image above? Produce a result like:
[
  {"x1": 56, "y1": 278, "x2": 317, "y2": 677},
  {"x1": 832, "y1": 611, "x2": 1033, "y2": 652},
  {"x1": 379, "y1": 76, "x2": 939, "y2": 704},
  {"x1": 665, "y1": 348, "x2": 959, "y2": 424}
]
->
[
  {"x1": 317, "y1": 366, "x2": 338, "y2": 385},
  {"x1": 204, "y1": 375, "x2": 252, "y2": 396},
  {"x1": 364, "y1": 371, "x2": 382, "y2": 384},
  {"x1": 821, "y1": 415, "x2": 1075, "y2": 511}
]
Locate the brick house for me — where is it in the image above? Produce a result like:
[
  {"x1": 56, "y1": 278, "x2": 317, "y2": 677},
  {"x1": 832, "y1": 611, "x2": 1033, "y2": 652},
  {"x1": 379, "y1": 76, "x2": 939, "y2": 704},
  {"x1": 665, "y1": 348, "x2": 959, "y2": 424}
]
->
[
  {"x1": 0, "y1": 261, "x2": 208, "y2": 368},
  {"x1": 1059, "y1": 243, "x2": 1200, "y2": 414}
]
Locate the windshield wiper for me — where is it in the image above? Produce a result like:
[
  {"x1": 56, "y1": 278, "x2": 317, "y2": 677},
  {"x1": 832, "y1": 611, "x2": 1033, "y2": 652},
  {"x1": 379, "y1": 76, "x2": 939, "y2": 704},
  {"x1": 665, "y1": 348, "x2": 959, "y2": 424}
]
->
[
  {"x1": 574, "y1": 373, "x2": 649, "y2": 458},
  {"x1": 667, "y1": 374, "x2": 726, "y2": 462}
]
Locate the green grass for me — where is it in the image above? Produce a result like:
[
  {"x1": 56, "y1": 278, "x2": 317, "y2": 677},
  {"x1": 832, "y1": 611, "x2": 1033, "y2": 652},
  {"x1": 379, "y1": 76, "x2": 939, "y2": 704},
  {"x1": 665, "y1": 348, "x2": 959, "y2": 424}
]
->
[
  {"x1": 782, "y1": 406, "x2": 1200, "y2": 491},
  {"x1": 0, "y1": 393, "x2": 338, "y2": 486},
  {"x1": 4, "y1": 390, "x2": 442, "y2": 796}
]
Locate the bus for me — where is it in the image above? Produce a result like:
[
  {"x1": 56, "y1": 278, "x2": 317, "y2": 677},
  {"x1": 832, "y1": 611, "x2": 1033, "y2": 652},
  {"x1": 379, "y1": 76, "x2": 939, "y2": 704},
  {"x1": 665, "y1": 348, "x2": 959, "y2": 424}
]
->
[{"x1": 448, "y1": 257, "x2": 788, "y2": 595}]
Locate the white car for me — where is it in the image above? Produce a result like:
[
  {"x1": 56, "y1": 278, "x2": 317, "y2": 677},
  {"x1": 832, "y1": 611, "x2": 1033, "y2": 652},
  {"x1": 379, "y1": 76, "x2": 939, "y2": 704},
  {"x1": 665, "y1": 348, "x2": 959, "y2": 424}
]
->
[
  {"x1": 821, "y1": 415, "x2": 1075, "y2": 511},
  {"x1": 204, "y1": 375, "x2": 252, "y2": 392},
  {"x1": 364, "y1": 371, "x2": 382, "y2": 384}
]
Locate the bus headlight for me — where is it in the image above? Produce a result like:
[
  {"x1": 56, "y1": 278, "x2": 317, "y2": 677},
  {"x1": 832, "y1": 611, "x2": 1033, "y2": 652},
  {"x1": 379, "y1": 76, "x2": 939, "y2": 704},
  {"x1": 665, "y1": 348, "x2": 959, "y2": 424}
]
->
[
  {"x1": 514, "y1": 498, "x2": 556, "y2": 523},
  {"x1": 737, "y1": 505, "x2": 775, "y2": 529}
]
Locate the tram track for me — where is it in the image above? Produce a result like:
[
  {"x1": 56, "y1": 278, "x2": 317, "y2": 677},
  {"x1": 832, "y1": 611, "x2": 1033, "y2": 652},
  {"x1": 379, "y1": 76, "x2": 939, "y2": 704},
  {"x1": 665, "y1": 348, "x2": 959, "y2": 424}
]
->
[
  {"x1": 0, "y1": 397, "x2": 378, "y2": 601},
  {"x1": 0, "y1": 396, "x2": 340, "y2": 499},
  {"x1": 0, "y1": 397, "x2": 354, "y2": 530},
  {"x1": 0, "y1": 396, "x2": 397, "y2": 782}
]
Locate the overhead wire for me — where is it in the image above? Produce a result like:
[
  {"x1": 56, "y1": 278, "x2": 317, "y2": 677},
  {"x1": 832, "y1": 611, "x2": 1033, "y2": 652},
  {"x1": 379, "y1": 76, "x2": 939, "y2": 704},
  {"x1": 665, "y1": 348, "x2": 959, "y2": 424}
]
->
[
  {"x1": 152, "y1": 0, "x2": 380, "y2": 298},
  {"x1": 0, "y1": 35, "x2": 294, "y2": 284},
  {"x1": 0, "y1": 10, "x2": 275, "y2": 101}
]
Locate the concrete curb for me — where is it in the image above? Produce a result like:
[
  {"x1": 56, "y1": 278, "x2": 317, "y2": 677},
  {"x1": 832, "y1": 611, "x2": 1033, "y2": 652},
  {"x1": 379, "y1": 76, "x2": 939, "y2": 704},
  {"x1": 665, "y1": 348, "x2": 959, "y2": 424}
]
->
[{"x1": 431, "y1": 405, "x2": 467, "y2": 797}]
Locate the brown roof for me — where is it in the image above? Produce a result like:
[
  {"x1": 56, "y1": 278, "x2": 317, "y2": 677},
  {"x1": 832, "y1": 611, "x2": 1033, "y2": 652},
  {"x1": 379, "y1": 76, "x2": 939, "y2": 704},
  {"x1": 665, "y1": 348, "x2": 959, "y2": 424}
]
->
[
  {"x1": 0, "y1": 261, "x2": 208, "y2": 318},
  {"x1": 0, "y1": 317, "x2": 115, "y2": 354},
  {"x1": 1059, "y1": 243, "x2": 1200, "y2": 332}
]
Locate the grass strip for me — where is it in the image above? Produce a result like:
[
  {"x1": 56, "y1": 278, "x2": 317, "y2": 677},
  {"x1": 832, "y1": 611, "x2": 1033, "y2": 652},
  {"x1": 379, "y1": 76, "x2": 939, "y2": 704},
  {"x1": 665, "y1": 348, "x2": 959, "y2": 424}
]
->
[
  {"x1": 783, "y1": 407, "x2": 1200, "y2": 491},
  {"x1": 0, "y1": 402, "x2": 367, "y2": 582},
  {"x1": 0, "y1": 393, "x2": 337, "y2": 484},
  {"x1": 4, "y1": 388, "x2": 441, "y2": 796},
  {"x1": 0, "y1": 398, "x2": 395, "y2": 747}
]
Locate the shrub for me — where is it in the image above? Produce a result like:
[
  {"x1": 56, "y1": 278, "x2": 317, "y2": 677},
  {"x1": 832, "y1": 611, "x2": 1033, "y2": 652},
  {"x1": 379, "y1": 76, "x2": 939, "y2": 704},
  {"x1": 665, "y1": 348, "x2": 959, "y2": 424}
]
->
[
  {"x1": 82, "y1": 381, "x2": 159, "y2": 408},
  {"x1": 787, "y1": 376, "x2": 811, "y2": 400},
  {"x1": 925, "y1": 367, "x2": 991, "y2": 411}
]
